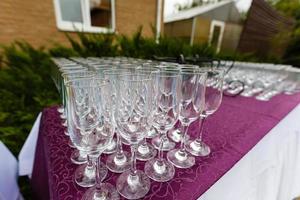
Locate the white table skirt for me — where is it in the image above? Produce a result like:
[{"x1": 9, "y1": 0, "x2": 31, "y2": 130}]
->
[
  {"x1": 199, "y1": 104, "x2": 300, "y2": 200},
  {"x1": 19, "y1": 105, "x2": 300, "y2": 200},
  {"x1": 18, "y1": 112, "x2": 42, "y2": 178}
]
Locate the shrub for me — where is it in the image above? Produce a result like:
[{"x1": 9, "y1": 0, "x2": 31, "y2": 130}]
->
[{"x1": 0, "y1": 41, "x2": 59, "y2": 155}]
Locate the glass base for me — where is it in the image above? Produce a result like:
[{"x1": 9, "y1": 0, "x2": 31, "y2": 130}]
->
[
  {"x1": 167, "y1": 149, "x2": 195, "y2": 169},
  {"x1": 106, "y1": 151, "x2": 131, "y2": 173},
  {"x1": 70, "y1": 150, "x2": 87, "y2": 165},
  {"x1": 62, "y1": 120, "x2": 68, "y2": 127},
  {"x1": 75, "y1": 162, "x2": 107, "y2": 188},
  {"x1": 103, "y1": 138, "x2": 117, "y2": 155},
  {"x1": 64, "y1": 130, "x2": 69, "y2": 136},
  {"x1": 60, "y1": 113, "x2": 66, "y2": 120},
  {"x1": 57, "y1": 107, "x2": 64, "y2": 114},
  {"x1": 152, "y1": 136, "x2": 175, "y2": 151},
  {"x1": 185, "y1": 140, "x2": 211, "y2": 157},
  {"x1": 144, "y1": 158, "x2": 175, "y2": 182},
  {"x1": 68, "y1": 140, "x2": 75, "y2": 148},
  {"x1": 168, "y1": 129, "x2": 190, "y2": 143},
  {"x1": 136, "y1": 142, "x2": 157, "y2": 161},
  {"x1": 116, "y1": 170, "x2": 150, "y2": 199},
  {"x1": 145, "y1": 128, "x2": 158, "y2": 139},
  {"x1": 81, "y1": 183, "x2": 120, "y2": 200},
  {"x1": 121, "y1": 136, "x2": 130, "y2": 146}
]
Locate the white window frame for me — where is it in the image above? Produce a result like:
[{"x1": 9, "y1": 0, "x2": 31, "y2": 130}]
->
[
  {"x1": 53, "y1": 0, "x2": 116, "y2": 33},
  {"x1": 208, "y1": 20, "x2": 225, "y2": 53}
]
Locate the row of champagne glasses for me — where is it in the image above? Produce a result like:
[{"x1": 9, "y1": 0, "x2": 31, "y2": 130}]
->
[
  {"x1": 223, "y1": 61, "x2": 300, "y2": 100},
  {"x1": 51, "y1": 57, "x2": 226, "y2": 200}
]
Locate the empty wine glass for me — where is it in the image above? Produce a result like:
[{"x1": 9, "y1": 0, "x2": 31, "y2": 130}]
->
[
  {"x1": 167, "y1": 69, "x2": 207, "y2": 168},
  {"x1": 167, "y1": 65, "x2": 199, "y2": 143},
  {"x1": 186, "y1": 67, "x2": 225, "y2": 156},
  {"x1": 151, "y1": 64, "x2": 179, "y2": 151},
  {"x1": 145, "y1": 69, "x2": 181, "y2": 182},
  {"x1": 135, "y1": 68, "x2": 159, "y2": 161},
  {"x1": 93, "y1": 64, "x2": 119, "y2": 155},
  {"x1": 62, "y1": 71, "x2": 95, "y2": 164},
  {"x1": 104, "y1": 69, "x2": 132, "y2": 173},
  {"x1": 58, "y1": 67, "x2": 88, "y2": 121},
  {"x1": 81, "y1": 79, "x2": 119, "y2": 200},
  {"x1": 115, "y1": 73, "x2": 153, "y2": 199},
  {"x1": 145, "y1": 127, "x2": 158, "y2": 139},
  {"x1": 66, "y1": 78, "x2": 110, "y2": 188}
]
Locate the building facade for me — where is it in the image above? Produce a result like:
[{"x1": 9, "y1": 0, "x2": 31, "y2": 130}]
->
[
  {"x1": 0, "y1": 0, "x2": 164, "y2": 47},
  {"x1": 164, "y1": 0, "x2": 243, "y2": 53}
]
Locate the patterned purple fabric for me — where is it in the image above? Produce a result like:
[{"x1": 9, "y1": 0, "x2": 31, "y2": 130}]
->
[{"x1": 31, "y1": 94, "x2": 300, "y2": 200}]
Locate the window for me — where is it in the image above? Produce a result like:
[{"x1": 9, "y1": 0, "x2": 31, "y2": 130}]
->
[
  {"x1": 53, "y1": 0, "x2": 115, "y2": 33},
  {"x1": 209, "y1": 20, "x2": 225, "y2": 53}
]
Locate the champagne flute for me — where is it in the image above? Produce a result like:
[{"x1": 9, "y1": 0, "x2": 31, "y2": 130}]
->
[
  {"x1": 186, "y1": 67, "x2": 225, "y2": 156},
  {"x1": 66, "y1": 78, "x2": 109, "y2": 188},
  {"x1": 115, "y1": 73, "x2": 153, "y2": 199},
  {"x1": 145, "y1": 69, "x2": 181, "y2": 182},
  {"x1": 167, "y1": 69, "x2": 207, "y2": 168}
]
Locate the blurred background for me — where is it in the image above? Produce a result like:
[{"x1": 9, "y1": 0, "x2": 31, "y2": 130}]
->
[
  {"x1": 1, "y1": 0, "x2": 299, "y2": 64},
  {"x1": 1, "y1": 0, "x2": 300, "y2": 198}
]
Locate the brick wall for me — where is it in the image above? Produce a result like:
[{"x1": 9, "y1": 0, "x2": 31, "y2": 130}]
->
[{"x1": 0, "y1": 0, "x2": 162, "y2": 47}]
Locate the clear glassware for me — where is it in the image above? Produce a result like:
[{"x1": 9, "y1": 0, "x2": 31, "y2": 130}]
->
[
  {"x1": 58, "y1": 67, "x2": 88, "y2": 120},
  {"x1": 167, "y1": 65, "x2": 198, "y2": 143},
  {"x1": 104, "y1": 69, "x2": 132, "y2": 173},
  {"x1": 186, "y1": 68, "x2": 225, "y2": 157},
  {"x1": 115, "y1": 73, "x2": 153, "y2": 199},
  {"x1": 150, "y1": 64, "x2": 180, "y2": 150},
  {"x1": 135, "y1": 68, "x2": 159, "y2": 161},
  {"x1": 145, "y1": 69, "x2": 181, "y2": 182},
  {"x1": 145, "y1": 126, "x2": 158, "y2": 139},
  {"x1": 167, "y1": 69, "x2": 207, "y2": 168},
  {"x1": 168, "y1": 124, "x2": 182, "y2": 143},
  {"x1": 136, "y1": 139, "x2": 157, "y2": 161},
  {"x1": 62, "y1": 70, "x2": 95, "y2": 164},
  {"x1": 66, "y1": 78, "x2": 111, "y2": 189},
  {"x1": 75, "y1": 78, "x2": 119, "y2": 200},
  {"x1": 93, "y1": 64, "x2": 119, "y2": 155}
]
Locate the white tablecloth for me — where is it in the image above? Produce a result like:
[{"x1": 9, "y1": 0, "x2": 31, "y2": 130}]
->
[
  {"x1": 0, "y1": 141, "x2": 22, "y2": 200},
  {"x1": 19, "y1": 105, "x2": 300, "y2": 200},
  {"x1": 199, "y1": 104, "x2": 300, "y2": 200},
  {"x1": 18, "y1": 112, "x2": 42, "y2": 178}
]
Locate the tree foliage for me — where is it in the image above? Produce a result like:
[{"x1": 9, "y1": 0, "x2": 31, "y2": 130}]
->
[{"x1": 267, "y1": 0, "x2": 300, "y2": 66}]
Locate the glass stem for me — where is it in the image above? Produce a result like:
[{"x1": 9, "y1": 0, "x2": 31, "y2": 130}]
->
[
  {"x1": 95, "y1": 154, "x2": 102, "y2": 190},
  {"x1": 79, "y1": 150, "x2": 86, "y2": 158},
  {"x1": 62, "y1": 86, "x2": 65, "y2": 111},
  {"x1": 86, "y1": 154, "x2": 94, "y2": 169},
  {"x1": 158, "y1": 131, "x2": 167, "y2": 161},
  {"x1": 130, "y1": 145, "x2": 137, "y2": 175},
  {"x1": 61, "y1": 80, "x2": 65, "y2": 108},
  {"x1": 94, "y1": 154, "x2": 108, "y2": 199},
  {"x1": 116, "y1": 128, "x2": 123, "y2": 155},
  {"x1": 142, "y1": 137, "x2": 147, "y2": 146},
  {"x1": 180, "y1": 124, "x2": 189, "y2": 151},
  {"x1": 197, "y1": 116, "x2": 206, "y2": 142}
]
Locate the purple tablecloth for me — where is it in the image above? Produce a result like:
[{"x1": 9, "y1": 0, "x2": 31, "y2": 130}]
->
[{"x1": 31, "y1": 93, "x2": 300, "y2": 200}]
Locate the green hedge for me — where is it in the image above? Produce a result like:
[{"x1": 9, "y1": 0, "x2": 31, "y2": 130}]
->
[{"x1": 0, "y1": 42, "x2": 59, "y2": 155}]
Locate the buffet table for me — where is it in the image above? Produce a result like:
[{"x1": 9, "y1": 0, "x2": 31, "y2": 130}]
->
[{"x1": 30, "y1": 93, "x2": 300, "y2": 200}]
